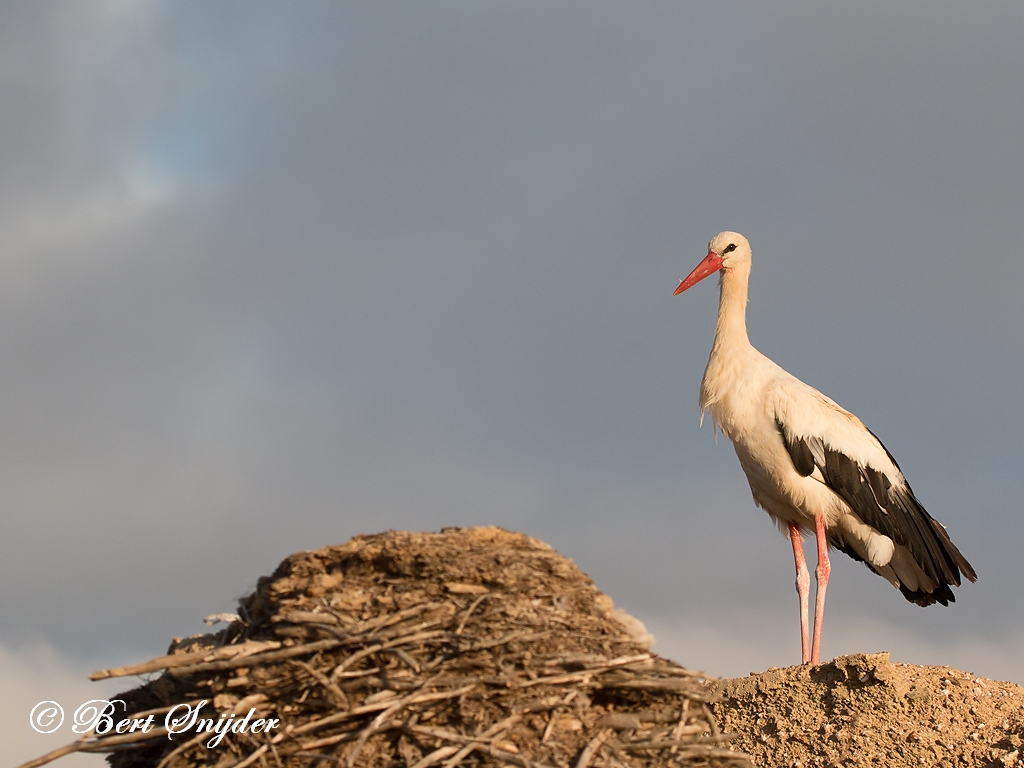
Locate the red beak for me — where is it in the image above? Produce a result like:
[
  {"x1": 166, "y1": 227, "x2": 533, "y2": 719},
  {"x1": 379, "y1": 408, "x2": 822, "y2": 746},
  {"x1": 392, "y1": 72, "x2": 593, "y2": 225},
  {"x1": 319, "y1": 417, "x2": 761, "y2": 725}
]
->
[{"x1": 673, "y1": 252, "x2": 724, "y2": 295}]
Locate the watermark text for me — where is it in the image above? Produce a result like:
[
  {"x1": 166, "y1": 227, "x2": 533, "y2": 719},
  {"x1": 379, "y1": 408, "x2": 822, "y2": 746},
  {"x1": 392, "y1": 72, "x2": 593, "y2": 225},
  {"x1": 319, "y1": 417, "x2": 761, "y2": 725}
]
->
[{"x1": 31, "y1": 699, "x2": 280, "y2": 748}]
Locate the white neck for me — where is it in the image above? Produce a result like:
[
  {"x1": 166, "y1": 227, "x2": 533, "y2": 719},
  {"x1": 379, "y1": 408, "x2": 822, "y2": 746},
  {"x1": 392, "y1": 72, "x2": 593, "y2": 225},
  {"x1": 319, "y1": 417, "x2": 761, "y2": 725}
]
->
[
  {"x1": 712, "y1": 266, "x2": 752, "y2": 353},
  {"x1": 699, "y1": 261, "x2": 760, "y2": 421}
]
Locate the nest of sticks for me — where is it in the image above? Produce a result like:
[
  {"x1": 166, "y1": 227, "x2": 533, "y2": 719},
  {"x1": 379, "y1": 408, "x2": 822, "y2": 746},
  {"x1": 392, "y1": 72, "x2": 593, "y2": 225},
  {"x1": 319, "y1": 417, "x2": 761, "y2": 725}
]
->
[{"x1": 24, "y1": 527, "x2": 752, "y2": 768}]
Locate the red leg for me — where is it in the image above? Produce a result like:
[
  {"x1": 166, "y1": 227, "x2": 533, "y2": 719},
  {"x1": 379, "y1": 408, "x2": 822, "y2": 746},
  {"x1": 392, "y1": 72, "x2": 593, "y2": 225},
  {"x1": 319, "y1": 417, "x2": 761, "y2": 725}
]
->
[
  {"x1": 788, "y1": 522, "x2": 810, "y2": 665},
  {"x1": 811, "y1": 515, "x2": 831, "y2": 666}
]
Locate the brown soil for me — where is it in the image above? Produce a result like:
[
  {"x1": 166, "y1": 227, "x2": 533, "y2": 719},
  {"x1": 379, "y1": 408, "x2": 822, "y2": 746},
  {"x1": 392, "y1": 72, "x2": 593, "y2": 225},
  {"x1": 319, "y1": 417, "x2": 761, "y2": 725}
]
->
[{"x1": 714, "y1": 653, "x2": 1024, "y2": 768}]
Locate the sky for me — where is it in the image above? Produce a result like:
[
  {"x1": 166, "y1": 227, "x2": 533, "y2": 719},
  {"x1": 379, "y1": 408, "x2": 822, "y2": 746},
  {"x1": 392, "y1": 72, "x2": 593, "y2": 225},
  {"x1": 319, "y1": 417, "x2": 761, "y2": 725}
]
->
[{"x1": 4, "y1": 2, "x2": 1023, "y2": 764}]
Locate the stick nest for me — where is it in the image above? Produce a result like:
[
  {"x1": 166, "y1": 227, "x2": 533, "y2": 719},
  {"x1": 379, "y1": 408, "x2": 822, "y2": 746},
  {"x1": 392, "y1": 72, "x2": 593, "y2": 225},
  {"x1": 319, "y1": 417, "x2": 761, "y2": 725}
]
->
[{"x1": 37, "y1": 527, "x2": 754, "y2": 768}]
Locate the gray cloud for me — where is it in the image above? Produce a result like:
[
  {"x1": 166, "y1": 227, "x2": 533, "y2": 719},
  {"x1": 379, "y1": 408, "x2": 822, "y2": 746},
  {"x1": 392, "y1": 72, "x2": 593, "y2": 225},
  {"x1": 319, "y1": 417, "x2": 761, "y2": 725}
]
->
[{"x1": 1, "y1": 1, "x2": 1021, "y2": 694}]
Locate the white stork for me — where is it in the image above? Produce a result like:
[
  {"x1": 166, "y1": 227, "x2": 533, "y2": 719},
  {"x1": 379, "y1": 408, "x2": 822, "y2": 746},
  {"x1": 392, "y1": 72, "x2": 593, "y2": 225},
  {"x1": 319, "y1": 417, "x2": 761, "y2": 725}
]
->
[{"x1": 674, "y1": 231, "x2": 976, "y2": 666}]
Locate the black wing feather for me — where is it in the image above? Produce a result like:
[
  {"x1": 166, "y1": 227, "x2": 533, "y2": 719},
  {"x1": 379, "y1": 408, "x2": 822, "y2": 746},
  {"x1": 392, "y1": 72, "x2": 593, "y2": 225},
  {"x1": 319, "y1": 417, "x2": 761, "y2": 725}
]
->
[
  {"x1": 829, "y1": 534, "x2": 953, "y2": 606},
  {"x1": 784, "y1": 431, "x2": 816, "y2": 477},
  {"x1": 776, "y1": 418, "x2": 976, "y2": 606}
]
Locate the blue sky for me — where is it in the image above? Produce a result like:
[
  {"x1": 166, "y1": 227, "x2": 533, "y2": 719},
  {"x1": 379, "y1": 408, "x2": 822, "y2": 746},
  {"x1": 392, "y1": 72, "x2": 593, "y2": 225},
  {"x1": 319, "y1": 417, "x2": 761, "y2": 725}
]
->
[{"x1": 3, "y1": 3, "x2": 1023, "y2": 764}]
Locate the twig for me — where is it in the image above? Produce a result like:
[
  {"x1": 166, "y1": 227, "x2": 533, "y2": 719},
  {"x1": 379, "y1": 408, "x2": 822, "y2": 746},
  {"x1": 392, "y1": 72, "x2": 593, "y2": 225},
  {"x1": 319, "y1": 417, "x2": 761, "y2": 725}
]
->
[
  {"x1": 555, "y1": 658, "x2": 633, "y2": 675},
  {"x1": 489, "y1": 745, "x2": 555, "y2": 768},
  {"x1": 74, "y1": 727, "x2": 172, "y2": 752},
  {"x1": 282, "y1": 726, "x2": 361, "y2": 752},
  {"x1": 597, "y1": 677, "x2": 711, "y2": 697},
  {"x1": 90, "y1": 640, "x2": 282, "y2": 680},
  {"x1": 643, "y1": 664, "x2": 714, "y2": 679},
  {"x1": 440, "y1": 714, "x2": 521, "y2": 768},
  {"x1": 346, "y1": 699, "x2": 415, "y2": 766},
  {"x1": 156, "y1": 703, "x2": 263, "y2": 768},
  {"x1": 274, "y1": 611, "x2": 342, "y2": 626},
  {"x1": 330, "y1": 630, "x2": 448, "y2": 680},
  {"x1": 303, "y1": 623, "x2": 351, "y2": 642},
  {"x1": 466, "y1": 630, "x2": 549, "y2": 652},
  {"x1": 670, "y1": 698, "x2": 690, "y2": 754},
  {"x1": 170, "y1": 638, "x2": 343, "y2": 677},
  {"x1": 155, "y1": 731, "x2": 209, "y2": 768},
  {"x1": 379, "y1": 646, "x2": 421, "y2": 672},
  {"x1": 291, "y1": 754, "x2": 344, "y2": 763},
  {"x1": 15, "y1": 725, "x2": 174, "y2": 768},
  {"x1": 286, "y1": 684, "x2": 476, "y2": 740},
  {"x1": 406, "y1": 723, "x2": 500, "y2": 746},
  {"x1": 702, "y1": 702, "x2": 721, "y2": 739},
  {"x1": 318, "y1": 599, "x2": 357, "y2": 628},
  {"x1": 225, "y1": 744, "x2": 269, "y2": 768},
  {"x1": 410, "y1": 746, "x2": 460, "y2": 768},
  {"x1": 361, "y1": 602, "x2": 446, "y2": 637},
  {"x1": 268, "y1": 738, "x2": 285, "y2": 768},
  {"x1": 456, "y1": 593, "x2": 493, "y2": 635},
  {"x1": 519, "y1": 654, "x2": 651, "y2": 688},
  {"x1": 274, "y1": 610, "x2": 342, "y2": 626},
  {"x1": 288, "y1": 659, "x2": 348, "y2": 707},
  {"x1": 574, "y1": 728, "x2": 612, "y2": 768},
  {"x1": 599, "y1": 744, "x2": 631, "y2": 768},
  {"x1": 540, "y1": 713, "x2": 557, "y2": 744},
  {"x1": 330, "y1": 643, "x2": 381, "y2": 678},
  {"x1": 15, "y1": 744, "x2": 87, "y2": 768},
  {"x1": 335, "y1": 666, "x2": 382, "y2": 679},
  {"x1": 370, "y1": 615, "x2": 455, "y2": 644}
]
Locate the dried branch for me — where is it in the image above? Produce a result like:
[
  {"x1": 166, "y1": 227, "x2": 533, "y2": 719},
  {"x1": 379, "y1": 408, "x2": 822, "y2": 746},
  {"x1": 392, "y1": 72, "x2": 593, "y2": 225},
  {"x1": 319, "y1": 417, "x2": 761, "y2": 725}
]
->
[
  {"x1": 410, "y1": 746, "x2": 459, "y2": 768},
  {"x1": 455, "y1": 593, "x2": 493, "y2": 635},
  {"x1": 574, "y1": 728, "x2": 612, "y2": 768},
  {"x1": 440, "y1": 714, "x2": 521, "y2": 768},
  {"x1": 169, "y1": 638, "x2": 342, "y2": 677},
  {"x1": 90, "y1": 640, "x2": 282, "y2": 680}
]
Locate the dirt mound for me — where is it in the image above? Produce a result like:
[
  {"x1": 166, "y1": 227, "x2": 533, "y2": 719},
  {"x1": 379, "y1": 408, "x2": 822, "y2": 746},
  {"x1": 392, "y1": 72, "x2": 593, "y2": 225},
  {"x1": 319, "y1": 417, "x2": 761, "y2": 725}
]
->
[
  {"x1": 713, "y1": 652, "x2": 1024, "y2": 767},
  {"x1": 23, "y1": 527, "x2": 1015, "y2": 768},
  {"x1": 23, "y1": 527, "x2": 750, "y2": 768}
]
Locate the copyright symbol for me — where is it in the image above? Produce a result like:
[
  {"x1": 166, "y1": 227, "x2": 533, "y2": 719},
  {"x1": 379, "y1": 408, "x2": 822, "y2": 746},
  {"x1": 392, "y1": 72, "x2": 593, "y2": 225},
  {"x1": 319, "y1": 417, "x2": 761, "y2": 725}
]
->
[{"x1": 30, "y1": 701, "x2": 65, "y2": 734}]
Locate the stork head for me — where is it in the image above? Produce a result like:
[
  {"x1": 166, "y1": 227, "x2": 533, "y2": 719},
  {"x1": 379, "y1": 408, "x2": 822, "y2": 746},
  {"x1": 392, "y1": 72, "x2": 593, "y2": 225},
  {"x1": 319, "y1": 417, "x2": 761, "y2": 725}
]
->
[{"x1": 673, "y1": 231, "x2": 751, "y2": 295}]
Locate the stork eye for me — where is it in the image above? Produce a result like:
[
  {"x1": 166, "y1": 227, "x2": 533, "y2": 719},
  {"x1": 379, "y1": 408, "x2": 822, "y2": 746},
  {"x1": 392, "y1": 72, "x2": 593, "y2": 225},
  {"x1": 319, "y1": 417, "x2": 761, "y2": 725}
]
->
[{"x1": 723, "y1": 243, "x2": 737, "y2": 254}]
